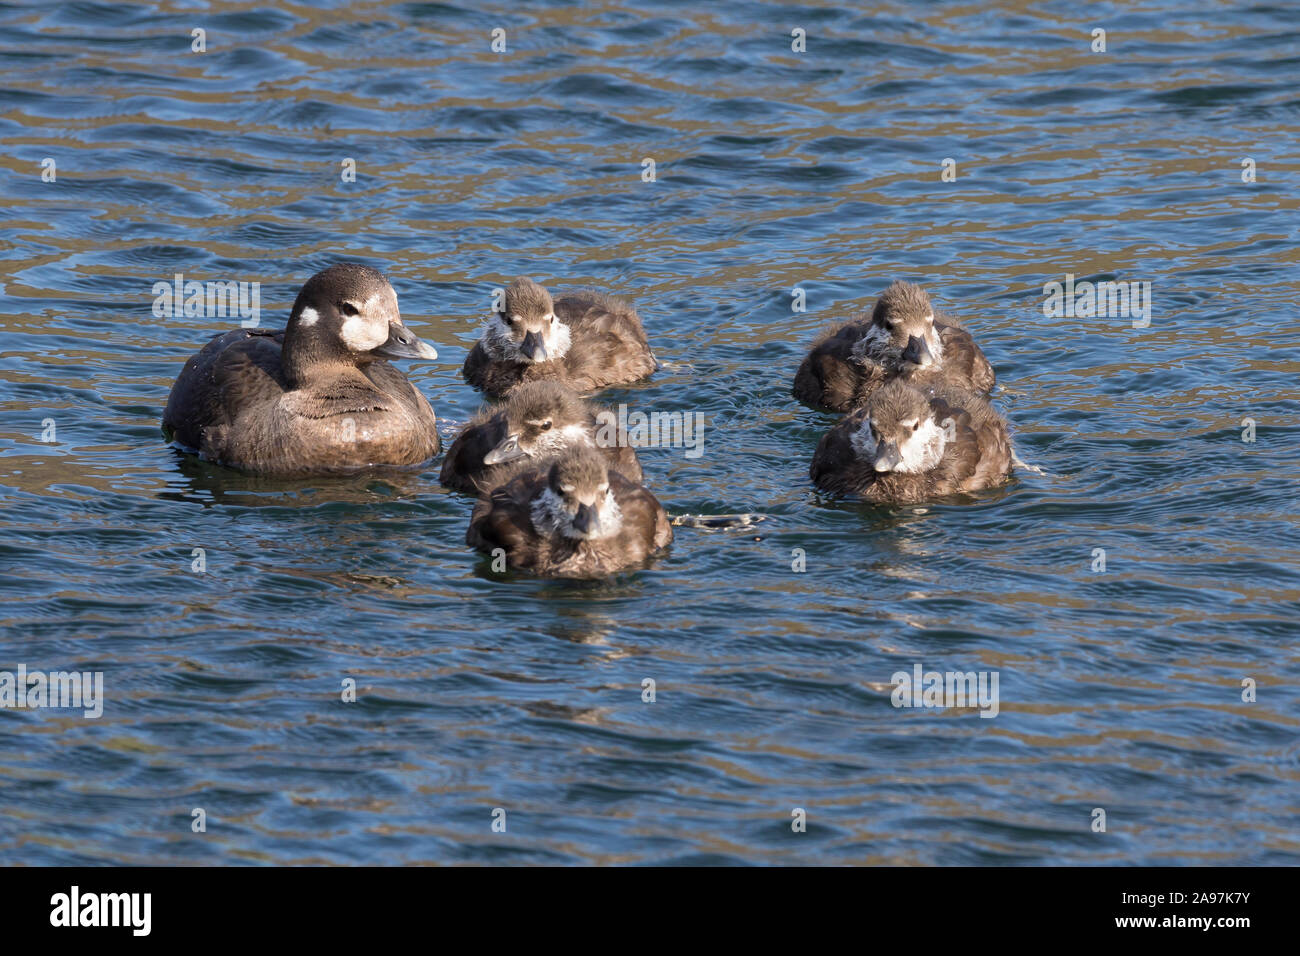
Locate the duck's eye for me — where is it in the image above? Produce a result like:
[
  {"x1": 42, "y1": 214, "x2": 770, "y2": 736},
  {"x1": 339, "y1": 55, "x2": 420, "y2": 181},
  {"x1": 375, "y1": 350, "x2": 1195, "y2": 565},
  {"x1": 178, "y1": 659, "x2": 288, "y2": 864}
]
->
[
  {"x1": 598, "y1": 485, "x2": 608, "y2": 495},
  {"x1": 546, "y1": 313, "x2": 555, "y2": 324},
  {"x1": 912, "y1": 422, "x2": 920, "y2": 432},
  {"x1": 339, "y1": 302, "x2": 360, "y2": 317},
  {"x1": 540, "y1": 420, "x2": 552, "y2": 431}
]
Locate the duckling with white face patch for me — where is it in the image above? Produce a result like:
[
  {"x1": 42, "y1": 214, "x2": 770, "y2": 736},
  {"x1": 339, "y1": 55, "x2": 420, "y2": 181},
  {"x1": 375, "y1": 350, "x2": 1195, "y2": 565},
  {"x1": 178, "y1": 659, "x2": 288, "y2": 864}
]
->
[
  {"x1": 439, "y1": 380, "x2": 643, "y2": 494},
  {"x1": 531, "y1": 453, "x2": 623, "y2": 541},
  {"x1": 163, "y1": 263, "x2": 441, "y2": 476},
  {"x1": 793, "y1": 280, "x2": 995, "y2": 413},
  {"x1": 466, "y1": 445, "x2": 672, "y2": 578},
  {"x1": 463, "y1": 277, "x2": 656, "y2": 399},
  {"x1": 810, "y1": 379, "x2": 1012, "y2": 502},
  {"x1": 481, "y1": 276, "x2": 572, "y2": 364}
]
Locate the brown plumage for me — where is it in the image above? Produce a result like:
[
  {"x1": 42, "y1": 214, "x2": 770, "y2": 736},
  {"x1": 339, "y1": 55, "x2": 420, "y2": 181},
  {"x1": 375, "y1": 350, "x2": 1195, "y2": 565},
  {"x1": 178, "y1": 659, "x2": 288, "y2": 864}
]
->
[
  {"x1": 463, "y1": 277, "x2": 656, "y2": 399},
  {"x1": 466, "y1": 445, "x2": 672, "y2": 578},
  {"x1": 162, "y1": 263, "x2": 441, "y2": 477},
  {"x1": 810, "y1": 379, "x2": 1012, "y2": 502},
  {"x1": 793, "y1": 280, "x2": 995, "y2": 413},
  {"x1": 439, "y1": 380, "x2": 643, "y2": 494}
]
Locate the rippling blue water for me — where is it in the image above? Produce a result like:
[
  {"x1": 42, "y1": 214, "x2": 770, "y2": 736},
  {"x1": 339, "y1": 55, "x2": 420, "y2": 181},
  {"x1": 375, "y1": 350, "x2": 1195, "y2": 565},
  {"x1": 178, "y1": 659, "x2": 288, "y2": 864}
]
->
[{"x1": 1, "y1": 0, "x2": 1298, "y2": 865}]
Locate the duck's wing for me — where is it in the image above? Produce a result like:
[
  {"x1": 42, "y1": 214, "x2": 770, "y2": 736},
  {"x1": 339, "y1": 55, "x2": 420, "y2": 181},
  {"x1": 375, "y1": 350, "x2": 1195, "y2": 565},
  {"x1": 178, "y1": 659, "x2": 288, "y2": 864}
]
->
[
  {"x1": 462, "y1": 340, "x2": 530, "y2": 398},
  {"x1": 809, "y1": 407, "x2": 864, "y2": 487},
  {"x1": 937, "y1": 322, "x2": 995, "y2": 393},
  {"x1": 611, "y1": 474, "x2": 673, "y2": 554},
  {"x1": 441, "y1": 412, "x2": 508, "y2": 491},
  {"x1": 162, "y1": 328, "x2": 286, "y2": 452},
  {"x1": 605, "y1": 442, "x2": 644, "y2": 484},
  {"x1": 466, "y1": 475, "x2": 541, "y2": 560},
  {"x1": 928, "y1": 391, "x2": 1010, "y2": 492},
  {"x1": 555, "y1": 292, "x2": 656, "y2": 388}
]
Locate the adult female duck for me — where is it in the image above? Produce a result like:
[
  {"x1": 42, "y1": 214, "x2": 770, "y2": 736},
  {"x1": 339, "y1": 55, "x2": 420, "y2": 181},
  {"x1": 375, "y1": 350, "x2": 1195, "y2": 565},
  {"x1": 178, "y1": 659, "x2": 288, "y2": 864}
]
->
[{"x1": 162, "y1": 263, "x2": 441, "y2": 476}]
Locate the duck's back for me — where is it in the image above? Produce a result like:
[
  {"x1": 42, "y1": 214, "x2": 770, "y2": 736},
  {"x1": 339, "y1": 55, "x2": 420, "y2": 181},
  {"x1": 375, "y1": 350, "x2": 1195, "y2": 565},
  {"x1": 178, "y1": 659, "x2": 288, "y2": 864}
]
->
[
  {"x1": 464, "y1": 291, "x2": 655, "y2": 398},
  {"x1": 913, "y1": 322, "x2": 995, "y2": 395},
  {"x1": 553, "y1": 292, "x2": 656, "y2": 391}
]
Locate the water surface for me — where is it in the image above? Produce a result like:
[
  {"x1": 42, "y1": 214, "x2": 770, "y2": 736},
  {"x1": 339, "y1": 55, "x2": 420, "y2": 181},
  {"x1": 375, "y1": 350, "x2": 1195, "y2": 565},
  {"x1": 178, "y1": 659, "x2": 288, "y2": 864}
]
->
[{"x1": 1, "y1": 0, "x2": 1298, "y2": 865}]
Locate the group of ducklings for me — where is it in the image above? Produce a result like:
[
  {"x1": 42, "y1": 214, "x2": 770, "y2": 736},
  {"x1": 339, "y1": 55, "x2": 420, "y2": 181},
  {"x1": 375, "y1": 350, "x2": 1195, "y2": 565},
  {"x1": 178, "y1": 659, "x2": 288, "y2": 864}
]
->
[
  {"x1": 162, "y1": 264, "x2": 1011, "y2": 577},
  {"x1": 796, "y1": 279, "x2": 1011, "y2": 503}
]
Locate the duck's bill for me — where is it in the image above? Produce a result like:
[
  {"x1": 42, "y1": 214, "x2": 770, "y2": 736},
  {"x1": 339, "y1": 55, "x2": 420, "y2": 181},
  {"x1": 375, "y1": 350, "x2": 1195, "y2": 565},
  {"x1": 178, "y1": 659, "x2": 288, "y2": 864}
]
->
[
  {"x1": 571, "y1": 502, "x2": 599, "y2": 535},
  {"x1": 483, "y1": 432, "x2": 526, "y2": 466},
  {"x1": 373, "y1": 323, "x2": 438, "y2": 360},
  {"x1": 520, "y1": 331, "x2": 547, "y2": 362},
  {"x1": 901, "y1": 334, "x2": 935, "y2": 368},
  {"x1": 873, "y1": 441, "x2": 902, "y2": 473}
]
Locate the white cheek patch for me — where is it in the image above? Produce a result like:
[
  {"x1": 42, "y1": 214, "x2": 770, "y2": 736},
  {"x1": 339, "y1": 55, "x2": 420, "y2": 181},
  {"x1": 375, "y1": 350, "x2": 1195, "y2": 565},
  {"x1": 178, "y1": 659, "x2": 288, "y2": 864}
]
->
[
  {"x1": 481, "y1": 315, "x2": 573, "y2": 363},
  {"x1": 534, "y1": 423, "x2": 592, "y2": 455},
  {"x1": 340, "y1": 313, "x2": 388, "y2": 352},
  {"x1": 297, "y1": 307, "x2": 320, "y2": 327},
  {"x1": 530, "y1": 487, "x2": 623, "y2": 540},
  {"x1": 897, "y1": 418, "x2": 947, "y2": 472},
  {"x1": 543, "y1": 320, "x2": 573, "y2": 360}
]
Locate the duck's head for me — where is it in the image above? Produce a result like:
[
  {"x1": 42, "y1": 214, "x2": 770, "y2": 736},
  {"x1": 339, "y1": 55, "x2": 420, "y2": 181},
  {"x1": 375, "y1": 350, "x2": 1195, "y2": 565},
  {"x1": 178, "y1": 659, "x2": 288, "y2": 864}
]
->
[
  {"x1": 487, "y1": 277, "x2": 571, "y2": 363},
  {"x1": 541, "y1": 446, "x2": 620, "y2": 540},
  {"x1": 853, "y1": 380, "x2": 947, "y2": 474},
  {"x1": 482, "y1": 381, "x2": 592, "y2": 466},
  {"x1": 283, "y1": 263, "x2": 438, "y2": 382},
  {"x1": 861, "y1": 280, "x2": 943, "y2": 370}
]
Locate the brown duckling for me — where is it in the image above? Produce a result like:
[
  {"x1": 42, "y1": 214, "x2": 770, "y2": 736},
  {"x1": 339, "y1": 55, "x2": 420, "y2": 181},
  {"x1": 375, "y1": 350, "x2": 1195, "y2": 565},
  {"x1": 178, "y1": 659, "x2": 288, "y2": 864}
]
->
[
  {"x1": 810, "y1": 379, "x2": 1012, "y2": 502},
  {"x1": 793, "y1": 280, "x2": 994, "y2": 413},
  {"x1": 466, "y1": 445, "x2": 671, "y2": 578},
  {"x1": 462, "y1": 277, "x2": 655, "y2": 399},
  {"x1": 162, "y1": 263, "x2": 440, "y2": 477},
  {"x1": 440, "y1": 380, "x2": 643, "y2": 494}
]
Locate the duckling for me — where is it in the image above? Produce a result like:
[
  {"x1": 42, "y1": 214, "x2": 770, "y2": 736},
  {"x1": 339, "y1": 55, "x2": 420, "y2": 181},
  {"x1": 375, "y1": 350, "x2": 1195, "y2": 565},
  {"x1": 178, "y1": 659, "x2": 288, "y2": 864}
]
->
[
  {"x1": 810, "y1": 379, "x2": 1012, "y2": 502},
  {"x1": 162, "y1": 263, "x2": 441, "y2": 477},
  {"x1": 793, "y1": 280, "x2": 994, "y2": 413},
  {"x1": 466, "y1": 444, "x2": 672, "y2": 578},
  {"x1": 463, "y1": 277, "x2": 655, "y2": 398},
  {"x1": 440, "y1": 380, "x2": 643, "y2": 494}
]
